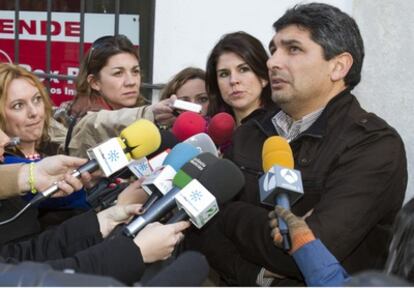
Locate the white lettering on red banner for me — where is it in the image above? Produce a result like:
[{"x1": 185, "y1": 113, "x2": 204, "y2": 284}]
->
[{"x1": 0, "y1": 11, "x2": 139, "y2": 105}]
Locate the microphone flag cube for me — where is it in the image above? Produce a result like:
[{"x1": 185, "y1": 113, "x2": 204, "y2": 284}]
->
[
  {"x1": 175, "y1": 179, "x2": 219, "y2": 228},
  {"x1": 259, "y1": 165, "x2": 304, "y2": 207},
  {"x1": 87, "y1": 138, "x2": 130, "y2": 177}
]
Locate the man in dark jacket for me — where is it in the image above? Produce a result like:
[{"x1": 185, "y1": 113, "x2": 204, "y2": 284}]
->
[{"x1": 186, "y1": 3, "x2": 408, "y2": 286}]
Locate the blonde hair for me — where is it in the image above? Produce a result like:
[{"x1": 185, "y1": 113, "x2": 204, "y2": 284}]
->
[{"x1": 0, "y1": 63, "x2": 53, "y2": 145}]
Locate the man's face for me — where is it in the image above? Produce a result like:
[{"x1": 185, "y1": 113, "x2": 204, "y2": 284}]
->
[{"x1": 267, "y1": 24, "x2": 335, "y2": 118}]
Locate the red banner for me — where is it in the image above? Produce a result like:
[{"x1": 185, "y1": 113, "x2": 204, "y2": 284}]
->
[
  {"x1": 0, "y1": 11, "x2": 139, "y2": 106},
  {"x1": 0, "y1": 39, "x2": 90, "y2": 105}
]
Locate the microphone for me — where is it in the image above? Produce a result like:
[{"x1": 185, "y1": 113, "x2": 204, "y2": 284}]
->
[
  {"x1": 32, "y1": 119, "x2": 161, "y2": 205},
  {"x1": 127, "y1": 130, "x2": 180, "y2": 179},
  {"x1": 142, "y1": 251, "x2": 209, "y2": 287},
  {"x1": 207, "y1": 112, "x2": 235, "y2": 146},
  {"x1": 123, "y1": 153, "x2": 219, "y2": 237},
  {"x1": 140, "y1": 143, "x2": 200, "y2": 211},
  {"x1": 128, "y1": 132, "x2": 218, "y2": 183},
  {"x1": 147, "y1": 130, "x2": 180, "y2": 159},
  {"x1": 167, "y1": 158, "x2": 244, "y2": 226},
  {"x1": 183, "y1": 132, "x2": 218, "y2": 157},
  {"x1": 172, "y1": 111, "x2": 207, "y2": 141},
  {"x1": 258, "y1": 136, "x2": 304, "y2": 251}
]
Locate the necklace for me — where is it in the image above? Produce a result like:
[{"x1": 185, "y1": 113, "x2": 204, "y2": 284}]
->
[{"x1": 25, "y1": 153, "x2": 41, "y2": 161}]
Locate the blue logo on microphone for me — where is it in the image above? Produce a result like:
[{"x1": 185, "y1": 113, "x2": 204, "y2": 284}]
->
[
  {"x1": 190, "y1": 190, "x2": 203, "y2": 202},
  {"x1": 107, "y1": 150, "x2": 120, "y2": 162},
  {"x1": 137, "y1": 161, "x2": 149, "y2": 171}
]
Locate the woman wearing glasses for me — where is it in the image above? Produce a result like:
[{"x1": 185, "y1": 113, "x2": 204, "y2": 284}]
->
[
  {"x1": 68, "y1": 35, "x2": 145, "y2": 119},
  {"x1": 61, "y1": 35, "x2": 177, "y2": 157}
]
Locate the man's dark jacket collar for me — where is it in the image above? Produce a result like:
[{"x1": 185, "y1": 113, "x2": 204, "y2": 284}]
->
[{"x1": 256, "y1": 88, "x2": 353, "y2": 139}]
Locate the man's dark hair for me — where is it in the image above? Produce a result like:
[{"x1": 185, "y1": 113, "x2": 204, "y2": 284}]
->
[{"x1": 273, "y1": 3, "x2": 364, "y2": 89}]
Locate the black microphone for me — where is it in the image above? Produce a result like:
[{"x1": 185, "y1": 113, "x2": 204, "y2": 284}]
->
[
  {"x1": 167, "y1": 158, "x2": 244, "y2": 224},
  {"x1": 142, "y1": 251, "x2": 209, "y2": 287},
  {"x1": 147, "y1": 130, "x2": 180, "y2": 159},
  {"x1": 123, "y1": 153, "x2": 219, "y2": 237}
]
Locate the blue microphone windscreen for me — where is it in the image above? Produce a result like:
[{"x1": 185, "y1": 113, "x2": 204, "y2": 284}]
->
[{"x1": 163, "y1": 142, "x2": 200, "y2": 171}]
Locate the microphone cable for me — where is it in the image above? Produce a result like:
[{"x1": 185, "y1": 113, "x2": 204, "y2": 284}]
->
[{"x1": 0, "y1": 202, "x2": 32, "y2": 226}]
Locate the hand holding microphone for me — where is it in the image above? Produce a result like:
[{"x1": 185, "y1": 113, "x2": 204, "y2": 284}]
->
[
  {"x1": 116, "y1": 178, "x2": 148, "y2": 206},
  {"x1": 259, "y1": 136, "x2": 304, "y2": 251},
  {"x1": 17, "y1": 155, "x2": 89, "y2": 197},
  {"x1": 32, "y1": 119, "x2": 161, "y2": 205},
  {"x1": 268, "y1": 206, "x2": 315, "y2": 254},
  {"x1": 134, "y1": 221, "x2": 190, "y2": 263},
  {"x1": 97, "y1": 203, "x2": 143, "y2": 238},
  {"x1": 97, "y1": 201, "x2": 191, "y2": 263}
]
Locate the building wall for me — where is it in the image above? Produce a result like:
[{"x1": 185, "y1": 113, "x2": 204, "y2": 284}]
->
[
  {"x1": 154, "y1": 0, "x2": 413, "y2": 202},
  {"x1": 353, "y1": 0, "x2": 413, "y2": 202},
  {"x1": 153, "y1": 0, "x2": 352, "y2": 83}
]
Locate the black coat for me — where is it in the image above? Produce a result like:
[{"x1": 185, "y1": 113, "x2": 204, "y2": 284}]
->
[
  {"x1": 0, "y1": 210, "x2": 145, "y2": 285},
  {"x1": 188, "y1": 89, "x2": 408, "y2": 285}
]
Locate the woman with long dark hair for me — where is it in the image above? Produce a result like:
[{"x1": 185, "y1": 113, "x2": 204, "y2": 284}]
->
[{"x1": 206, "y1": 31, "x2": 276, "y2": 126}]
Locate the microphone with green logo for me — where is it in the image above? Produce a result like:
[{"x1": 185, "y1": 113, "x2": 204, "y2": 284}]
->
[
  {"x1": 167, "y1": 156, "x2": 245, "y2": 227},
  {"x1": 123, "y1": 153, "x2": 218, "y2": 237}
]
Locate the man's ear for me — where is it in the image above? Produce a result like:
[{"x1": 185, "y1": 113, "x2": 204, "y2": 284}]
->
[
  {"x1": 87, "y1": 74, "x2": 100, "y2": 91},
  {"x1": 330, "y1": 52, "x2": 353, "y2": 82}
]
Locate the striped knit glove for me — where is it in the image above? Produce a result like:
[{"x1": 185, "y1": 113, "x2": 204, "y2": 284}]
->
[{"x1": 268, "y1": 205, "x2": 315, "y2": 254}]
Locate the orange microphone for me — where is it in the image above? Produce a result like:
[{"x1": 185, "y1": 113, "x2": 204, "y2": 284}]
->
[{"x1": 259, "y1": 136, "x2": 303, "y2": 251}]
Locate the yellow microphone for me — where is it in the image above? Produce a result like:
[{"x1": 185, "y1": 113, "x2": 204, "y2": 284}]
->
[
  {"x1": 121, "y1": 119, "x2": 162, "y2": 160},
  {"x1": 0, "y1": 120, "x2": 162, "y2": 226},
  {"x1": 259, "y1": 136, "x2": 303, "y2": 251},
  {"x1": 262, "y1": 136, "x2": 294, "y2": 172},
  {"x1": 38, "y1": 119, "x2": 161, "y2": 200}
]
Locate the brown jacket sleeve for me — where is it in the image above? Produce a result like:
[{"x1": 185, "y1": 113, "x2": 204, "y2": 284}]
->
[{"x1": 68, "y1": 106, "x2": 154, "y2": 158}]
